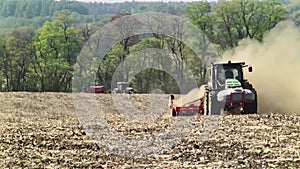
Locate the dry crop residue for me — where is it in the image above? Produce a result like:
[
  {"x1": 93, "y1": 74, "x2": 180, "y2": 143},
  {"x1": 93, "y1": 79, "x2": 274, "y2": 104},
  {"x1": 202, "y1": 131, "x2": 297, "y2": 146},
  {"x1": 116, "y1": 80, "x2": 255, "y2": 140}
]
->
[{"x1": 0, "y1": 92, "x2": 300, "y2": 168}]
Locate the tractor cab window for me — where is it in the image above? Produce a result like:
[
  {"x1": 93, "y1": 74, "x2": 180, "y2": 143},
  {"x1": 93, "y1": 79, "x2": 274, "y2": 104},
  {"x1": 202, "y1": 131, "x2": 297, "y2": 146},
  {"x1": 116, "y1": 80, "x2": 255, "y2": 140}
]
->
[
  {"x1": 217, "y1": 69, "x2": 226, "y2": 82},
  {"x1": 216, "y1": 66, "x2": 242, "y2": 85},
  {"x1": 225, "y1": 68, "x2": 240, "y2": 80},
  {"x1": 118, "y1": 83, "x2": 130, "y2": 91}
]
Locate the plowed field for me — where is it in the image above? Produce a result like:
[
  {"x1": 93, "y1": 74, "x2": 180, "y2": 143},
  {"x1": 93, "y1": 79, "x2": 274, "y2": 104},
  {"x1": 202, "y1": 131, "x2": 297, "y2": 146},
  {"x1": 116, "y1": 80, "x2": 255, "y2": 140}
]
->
[{"x1": 0, "y1": 92, "x2": 300, "y2": 168}]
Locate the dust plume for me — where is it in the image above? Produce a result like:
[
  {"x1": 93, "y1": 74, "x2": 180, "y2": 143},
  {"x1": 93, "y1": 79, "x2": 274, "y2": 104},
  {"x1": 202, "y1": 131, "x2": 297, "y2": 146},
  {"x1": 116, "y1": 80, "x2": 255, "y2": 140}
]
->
[
  {"x1": 173, "y1": 85, "x2": 205, "y2": 106},
  {"x1": 223, "y1": 20, "x2": 300, "y2": 114}
]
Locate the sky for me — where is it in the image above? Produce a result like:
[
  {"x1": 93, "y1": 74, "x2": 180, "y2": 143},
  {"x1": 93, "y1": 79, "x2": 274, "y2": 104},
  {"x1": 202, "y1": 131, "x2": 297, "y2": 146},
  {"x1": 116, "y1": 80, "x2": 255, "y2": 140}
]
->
[{"x1": 74, "y1": 0, "x2": 215, "y2": 3}]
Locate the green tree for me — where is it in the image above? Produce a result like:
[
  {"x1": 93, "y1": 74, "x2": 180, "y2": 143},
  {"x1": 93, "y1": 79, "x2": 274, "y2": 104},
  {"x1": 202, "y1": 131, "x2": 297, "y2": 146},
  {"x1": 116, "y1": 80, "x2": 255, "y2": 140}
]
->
[
  {"x1": 186, "y1": 0, "x2": 287, "y2": 51},
  {"x1": 97, "y1": 44, "x2": 126, "y2": 89},
  {"x1": 185, "y1": 2, "x2": 217, "y2": 83},
  {"x1": 0, "y1": 37, "x2": 7, "y2": 91},
  {"x1": 214, "y1": 0, "x2": 287, "y2": 49},
  {"x1": 185, "y1": 2, "x2": 214, "y2": 38},
  {"x1": 0, "y1": 27, "x2": 35, "y2": 91},
  {"x1": 129, "y1": 37, "x2": 174, "y2": 93},
  {"x1": 32, "y1": 11, "x2": 79, "y2": 92}
]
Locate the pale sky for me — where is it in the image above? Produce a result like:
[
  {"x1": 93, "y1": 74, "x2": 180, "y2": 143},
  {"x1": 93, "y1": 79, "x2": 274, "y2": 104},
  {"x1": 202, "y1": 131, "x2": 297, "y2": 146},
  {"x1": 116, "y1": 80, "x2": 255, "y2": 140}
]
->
[{"x1": 74, "y1": 0, "x2": 215, "y2": 3}]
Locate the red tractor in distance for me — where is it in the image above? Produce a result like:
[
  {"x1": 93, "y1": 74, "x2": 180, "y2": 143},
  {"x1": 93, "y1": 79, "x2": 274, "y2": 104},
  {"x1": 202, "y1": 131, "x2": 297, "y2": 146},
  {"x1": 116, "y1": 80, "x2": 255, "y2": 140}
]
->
[{"x1": 112, "y1": 82, "x2": 135, "y2": 94}]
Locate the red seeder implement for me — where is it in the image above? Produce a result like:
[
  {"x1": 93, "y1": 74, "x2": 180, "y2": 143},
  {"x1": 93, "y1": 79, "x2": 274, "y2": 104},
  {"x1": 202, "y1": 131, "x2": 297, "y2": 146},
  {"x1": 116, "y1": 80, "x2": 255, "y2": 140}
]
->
[{"x1": 174, "y1": 98, "x2": 204, "y2": 116}]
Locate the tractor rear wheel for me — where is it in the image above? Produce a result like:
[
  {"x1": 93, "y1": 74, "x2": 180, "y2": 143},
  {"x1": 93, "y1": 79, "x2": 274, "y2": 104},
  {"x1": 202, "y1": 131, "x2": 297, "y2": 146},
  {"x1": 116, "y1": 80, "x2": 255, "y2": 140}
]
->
[
  {"x1": 243, "y1": 90, "x2": 257, "y2": 114},
  {"x1": 243, "y1": 99, "x2": 257, "y2": 114}
]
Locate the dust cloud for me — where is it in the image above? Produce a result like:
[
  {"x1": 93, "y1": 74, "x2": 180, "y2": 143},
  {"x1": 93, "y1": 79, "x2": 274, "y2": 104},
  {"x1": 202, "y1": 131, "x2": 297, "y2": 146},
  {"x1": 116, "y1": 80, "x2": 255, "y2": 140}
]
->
[
  {"x1": 173, "y1": 85, "x2": 205, "y2": 107},
  {"x1": 223, "y1": 20, "x2": 300, "y2": 114}
]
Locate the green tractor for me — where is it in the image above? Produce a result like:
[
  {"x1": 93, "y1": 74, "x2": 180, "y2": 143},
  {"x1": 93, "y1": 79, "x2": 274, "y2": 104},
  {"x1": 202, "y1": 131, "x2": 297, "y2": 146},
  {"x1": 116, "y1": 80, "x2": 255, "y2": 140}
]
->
[{"x1": 204, "y1": 61, "x2": 257, "y2": 115}]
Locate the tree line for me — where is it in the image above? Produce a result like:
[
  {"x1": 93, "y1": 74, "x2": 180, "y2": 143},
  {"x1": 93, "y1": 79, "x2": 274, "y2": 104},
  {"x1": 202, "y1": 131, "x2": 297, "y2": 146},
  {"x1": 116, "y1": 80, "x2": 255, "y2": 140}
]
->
[
  {"x1": 0, "y1": 0, "x2": 88, "y2": 18},
  {"x1": 0, "y1": 0, "x2": 190, "y2": 29},
  {"x1": 0, "y1": 0, "x2": 293, "y2": 93},
  {"x1": 0, "y1": 0, "x2": 190, "y2": 18}
]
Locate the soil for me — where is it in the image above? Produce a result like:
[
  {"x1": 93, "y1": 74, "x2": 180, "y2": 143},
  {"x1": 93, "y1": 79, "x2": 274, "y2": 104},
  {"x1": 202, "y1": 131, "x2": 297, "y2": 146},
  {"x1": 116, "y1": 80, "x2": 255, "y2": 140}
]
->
[{"x1": 0, "y1": 92, "x2": 300, "y2": 168}]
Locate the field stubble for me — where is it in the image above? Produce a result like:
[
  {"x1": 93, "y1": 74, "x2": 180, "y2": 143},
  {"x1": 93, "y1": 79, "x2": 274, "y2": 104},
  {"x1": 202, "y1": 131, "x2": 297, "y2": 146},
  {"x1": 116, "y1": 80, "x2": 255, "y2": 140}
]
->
[{"x1": 0, "y1": 92, "x2": 300, "y2": 168}]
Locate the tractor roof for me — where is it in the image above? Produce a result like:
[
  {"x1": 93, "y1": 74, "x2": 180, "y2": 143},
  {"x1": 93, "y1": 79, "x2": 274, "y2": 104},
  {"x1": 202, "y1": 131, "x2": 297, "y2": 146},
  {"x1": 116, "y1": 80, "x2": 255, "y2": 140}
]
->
[
  {"x1": 213, "y1": 60, "x2": 245, "y2": 66},
  {"x1": 89, "y1": 86, "x2": 104, "y2": 88},
  {"x1": 117, "y1": 82, "x2": 130, "y2": 84}
]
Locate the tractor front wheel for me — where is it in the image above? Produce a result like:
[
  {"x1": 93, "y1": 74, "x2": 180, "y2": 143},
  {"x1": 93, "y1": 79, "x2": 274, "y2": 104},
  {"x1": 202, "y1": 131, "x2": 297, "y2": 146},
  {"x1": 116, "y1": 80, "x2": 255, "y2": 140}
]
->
[
  {"x1": 209, "y1": 99, "x2": 222, "y2": 115},
  {"x1": 204, "y1": 91, "x2": 223, "y2": 115}
]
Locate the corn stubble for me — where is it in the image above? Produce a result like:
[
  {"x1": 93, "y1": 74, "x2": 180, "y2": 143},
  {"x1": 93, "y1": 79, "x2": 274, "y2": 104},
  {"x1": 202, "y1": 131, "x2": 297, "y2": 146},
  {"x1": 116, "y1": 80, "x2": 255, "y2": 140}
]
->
[{"x1": 0, "y1": 92, "x2": 299, "y2": 168}]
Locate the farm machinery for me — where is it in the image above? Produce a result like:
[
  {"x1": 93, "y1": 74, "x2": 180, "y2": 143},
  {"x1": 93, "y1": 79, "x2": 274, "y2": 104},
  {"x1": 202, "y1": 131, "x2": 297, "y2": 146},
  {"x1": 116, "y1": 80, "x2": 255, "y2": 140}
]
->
[
  {"x1": 171, "y1": 97, "x2": 204, "y2": 116},
  {"x1": 112, "y1": 82, "x2": 135, "y2": 94},
  {"x1": 85, "y1": 86, "x2": 106, "y2": 93},
  {"x1": 170, "y1": 61, "x2": 257, "y2": 116}
]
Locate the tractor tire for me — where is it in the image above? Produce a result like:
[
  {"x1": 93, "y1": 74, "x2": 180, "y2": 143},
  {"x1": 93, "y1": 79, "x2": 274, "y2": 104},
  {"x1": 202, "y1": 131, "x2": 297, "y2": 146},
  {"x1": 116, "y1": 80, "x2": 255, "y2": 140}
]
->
[
  {"x1": 243, "y1": 92, "x2": 257, "y2": 114},
  {"x1": 204, "y1": 91, "x2": 222, "y2": 115},
  {"x1": 128, "y1": 91, "x2": 134, "y2": 94},
  {"x1": 242, "y1": 82, "x2": 258, "y2": 114},
  {"x1": 204, "y1": 91, "x2": 209, "y2": 115},
  {"x1": 209, "y1": 97, "x2": 223, "y2": 115}
]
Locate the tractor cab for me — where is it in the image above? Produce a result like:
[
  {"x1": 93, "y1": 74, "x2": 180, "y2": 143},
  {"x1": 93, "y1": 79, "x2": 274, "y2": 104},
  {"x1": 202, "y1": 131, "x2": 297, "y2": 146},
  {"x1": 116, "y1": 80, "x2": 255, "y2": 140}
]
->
[
  {"x1": 112, "y1": 82, "x2": 135, "y2": 94},
  {"x1": 210, "y1": 61, "x2": 252, "y2": 90},
  {"x1": 117, "y1": 82, "x2": 130, "y2": 92}
]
